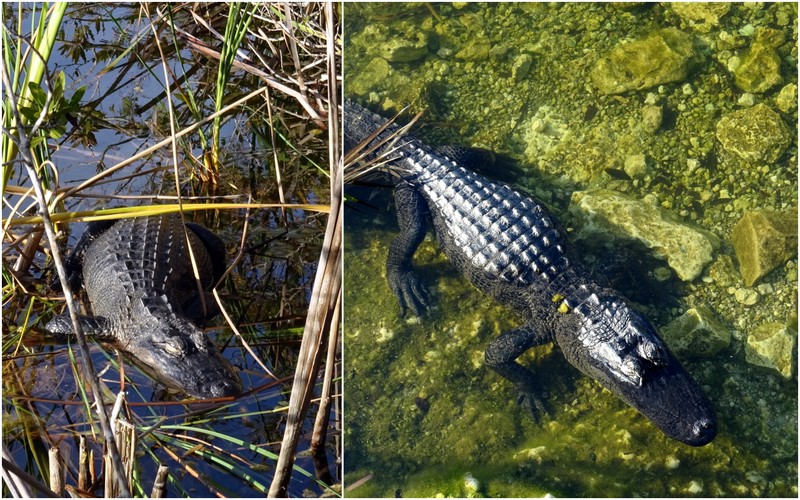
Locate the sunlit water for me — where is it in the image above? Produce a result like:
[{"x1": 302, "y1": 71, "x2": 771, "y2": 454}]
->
[{"x1": 343, "y1": 2, "x2": 797, "y2": 497}]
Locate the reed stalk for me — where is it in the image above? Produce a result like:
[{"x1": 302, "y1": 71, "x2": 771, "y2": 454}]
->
[
  {"x1": 268, "y1": 2, "x2": 341, "y2": 494},
  {"x1": 2, "y1": 2, "x2": 67, "y2": 191}
]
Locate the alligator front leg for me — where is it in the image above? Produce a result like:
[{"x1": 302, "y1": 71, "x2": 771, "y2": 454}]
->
[
  {"x1": 387, "y1": 182, "x2": 430, "y2": 317},
  {"x1": 485, "y1": 324, "x2": 552, "y2": 420},
  {"x1": 45, "y1": 313, "x2": 110, "y2": 339}
]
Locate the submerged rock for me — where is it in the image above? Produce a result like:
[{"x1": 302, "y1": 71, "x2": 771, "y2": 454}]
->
[
  {"x1": 455, "y1": 41, "x2": 491, "y2": 62},
  {"x1": 731, "y1": 210, "x2": 798, "y2": 286},
  {"x1": 775, "y1": 83, "x2": 798, "y2": 113},
  {"x1": 623, "y1": 154, "x2": 648, "y2": 178},
  {"x1": 671, "y1": 3, "x2": 731, "y2": 32},
  {"x1": 590, "y1": 28, "x2": 697, "y2": 94},
  {"x1": 640, "y1": 104, "x2": 664, "y2": 133},
  {"x1": 733, "y1": 42, "x2": 783, "y2": 93},
  {"x1": 716, "y1": 104, "x2": 790, "y2": 163},
  {"x1": 745, "y1": 322, "x2": 796, "y2": 380},
  {"x1": 660, "y1": 306, "x2": 731, "y2": 358},
  {"x1": 380, "y1": 23, "x2": 430, "y2": 62},
  {"x1": 349, "y1": 57, "x2": 392, "y2": 96},
  {"x1": 570, "y1": 189, "x2": 720, "y2": 281},
  {"x1": 512, "y1": 53, "x2": 534, "y2": 82}
]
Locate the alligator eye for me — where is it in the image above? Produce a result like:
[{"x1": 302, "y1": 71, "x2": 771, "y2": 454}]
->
[
  {"x1": 191, "y1": 331, "x2": 211, "y2": 354},
  {"x1": 160, "y1": 337, "x2": 188, "y2": 358},
  {"x1": 637, "y1": 339, "x2": 667, "y2": 365},
  {"x1": 620, "y1": 357, "x2": 643, "y2": 386}
]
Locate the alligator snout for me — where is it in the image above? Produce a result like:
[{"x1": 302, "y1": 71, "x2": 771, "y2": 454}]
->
[
  {"x1": 208, "y1": 378, "x2": 242, "y2": 398},
  {"x1": 686, "y1": 416, "x2": 717, "y2": 447}
]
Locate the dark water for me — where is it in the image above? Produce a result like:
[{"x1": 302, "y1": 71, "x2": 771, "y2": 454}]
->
[
  {"x1": 343, "y1": 2, "x2": 797, "y2": 497},
  {"x1": 2, "y1": 3, "x2": 338, "y2": 497}
]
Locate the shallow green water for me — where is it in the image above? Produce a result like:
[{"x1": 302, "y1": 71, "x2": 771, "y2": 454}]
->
[{"x1": 344, "y1": 3, "x2": 797, "y2": 497}]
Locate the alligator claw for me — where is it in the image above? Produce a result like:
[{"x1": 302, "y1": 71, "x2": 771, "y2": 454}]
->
[
  {"x1": 517, "y1": 384, "x2": 549, "y2": 423},
  {"x1": 389, "y1": 269, "x2": 430, "y2": 317}
]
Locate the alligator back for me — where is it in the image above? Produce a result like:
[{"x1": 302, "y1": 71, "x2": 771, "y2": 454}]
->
[
  {"x1": 47, "y1": 214, "x2": 241, "y2": 399},
  {"x1": 346, "y1": 100, "x2": 582, "y2": 312},
  {"x1": 82, "y1": 215, "x2": 215, "y2": 331}
]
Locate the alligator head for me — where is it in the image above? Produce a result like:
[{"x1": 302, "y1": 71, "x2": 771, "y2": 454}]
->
[
  {"x1": 556, "y1": 294, "x2": 717, "y2": 446},
  {"x1": 119, "y1": 316, "x2": 242, "y2": 399}
]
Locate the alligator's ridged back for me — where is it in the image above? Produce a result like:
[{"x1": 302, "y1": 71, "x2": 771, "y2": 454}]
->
[
  {"x1": 411, "y1": 146, "x2": 573, "y2": 286},
  {"x1": 344, "y1": 98, "x2": 404, "y2": 154},
  {"x1": 346, "y1": 100, "x2": 586, "y2": 307},
  {"x1": 82, "y1": 215, "x2": 213, "y2": 333}
]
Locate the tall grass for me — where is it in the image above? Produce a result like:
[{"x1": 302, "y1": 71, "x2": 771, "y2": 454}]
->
[
  {"x1": 1, "y1": 2, "x2": 67, "y2": 192},
  {"x1": 209, "y1": 3, "x2": 256, "y2": 181}
]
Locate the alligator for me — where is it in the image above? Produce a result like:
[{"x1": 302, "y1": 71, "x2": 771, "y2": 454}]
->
[
  {"x1": 345, "y1": 99, "x2": 717, "y2": 446},
  {"x1": 45, "y1": 214, "x2": 242, "y2": 399}
]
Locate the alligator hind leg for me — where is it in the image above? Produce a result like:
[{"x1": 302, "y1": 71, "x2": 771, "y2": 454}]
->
[
  {"x1": 485, "y1": 323, "x2": 552, "y2": 421},
  {"x1": 387, "y1": 182, "x2": 430, "y2": 317},
  {"x1": 50, "y1": 219, "x2": 116, "y2": 292},
  {"x1": 186, "y1": 221, "x2": 227, "y2": 284}
]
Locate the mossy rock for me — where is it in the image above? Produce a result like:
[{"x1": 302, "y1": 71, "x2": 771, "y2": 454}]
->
[
  {"x1": 671, "y1": 3, "x2": 731, "y2": 32},
  {"x1": 590, "y1": 28, "x2": 698, "y2": 94},
  {"x1": 660, "y1": 306, "x2": 731, "y2": 358},
  {"x1": 733, "y1": 42, "x2": 783, "y2": 93},
  {"x1": 745, "y1": 322, "x2": 797, "y2": 379},
  {"x1": 570, "y1": 189, "x2": 720, "y2": 281},
  {"x1": 715, "y1": 103, "x2": 790, "y2": 164},
  {"x1": 731, "y1": 209, "x2": 798, "y2": 286}
]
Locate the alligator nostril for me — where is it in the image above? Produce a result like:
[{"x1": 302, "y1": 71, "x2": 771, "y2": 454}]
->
[
  {"x1": 210, "y1": 379, "x2": 240, "y2": 398},
  {"x1": 694, "y1": 418, "x2": 717, "y2": 441}
]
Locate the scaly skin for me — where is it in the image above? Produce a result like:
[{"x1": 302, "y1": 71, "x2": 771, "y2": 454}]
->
[
  {"x1": 346, "y1": 99, "x2": 716, "y2": 446},
  {"x1": 46, "y1": 214, "x2": 241, "y2": 399}
]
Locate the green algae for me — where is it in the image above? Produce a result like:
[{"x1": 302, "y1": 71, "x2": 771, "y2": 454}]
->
[{"x1": 344, "y1": 2, "x2": 797, "y2": 497}]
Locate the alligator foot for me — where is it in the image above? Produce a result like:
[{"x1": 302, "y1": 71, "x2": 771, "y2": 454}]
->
[
  {"x1": 516, "y1": 383, "x2": 549, "y2": 423},
  {"x1": 387, "y1": 182, "x2": 430, "y2": 317},
  {"x1": 485, "y1": 323, "x2": 552, "y2": 422},
  {"x1": 388, "y1": 268, "x2": 430, "y2": 317}
]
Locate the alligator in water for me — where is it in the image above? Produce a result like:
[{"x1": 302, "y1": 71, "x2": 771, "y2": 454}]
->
[
  {"x1": 345, "y1": 99, "x2": 717, "y2": 446},
  {"x1": 46, "y1": 214, "x2": 241, "y2": 399}
]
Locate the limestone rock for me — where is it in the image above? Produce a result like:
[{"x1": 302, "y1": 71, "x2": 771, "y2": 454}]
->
[
  {"x1": 707, "y1": 254, "x2": 739, "y2": 287},
  {"x1": 348, "y1": 57, "x2": 392, "y2": 96},
  {"x1": 590, "y1": 28, "x2": 697, "y2": 94},
  {"x1": 623, "y1": 154, "x2": 648, "y2": 178},
  {"x1": 776, "y1": 83, "x2": 797, "y2": 113},
  {"x1": 745, "y1": 322, "x2": 796, "y2": 380},
  {"x1": 455, "y1": 41, "x2": 490, "y2": 62},
  {"x1": 733, "y1": 42, "x2": 783, "y2": 93},
  {"x1": 641, "y1": 104, "x2": 663, "y2": 133},
  {"x1": 512, "y1": 53, "x2": 534, "y2": 82},
  {"x1": 734, "y1": 287, "x2": 760, "y2": 306},
  {"x1": 671, "y1": 3, "x2": 730, "y2": 32},
  {"x1": 716, "y1": 104, "x2": 790, "y2": 163},
  {"x1": 660, "y1": 306, "x2": 731, "y2": 358},
  {"x1": 380, "y1": 24, "x2": 429, "y2": 62},
  {"x1": 731, "y1": 210, "x2": 798, "y2": 286},
  {"x1": 570, "y1": 189, "x2": 720, "y2": 281}
]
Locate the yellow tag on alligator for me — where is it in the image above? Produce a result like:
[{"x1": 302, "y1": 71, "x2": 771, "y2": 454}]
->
[{"x1": 551, "y1": 293, "x2": 565, "y2": 303}]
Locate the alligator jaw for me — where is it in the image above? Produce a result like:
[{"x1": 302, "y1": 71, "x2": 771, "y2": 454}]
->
[
  {"x1": 618, "y1": 360, "x2": 717, "y2": 446},
  {"x1": 122, "y1": 323, "x2": 242, "y2": 400},
  {"x1": 565, "y1": 344, "x2": 717, "y2": 446},
  {"x1": 557, "y1": 307, "x2": 717, "y2": 447}
]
